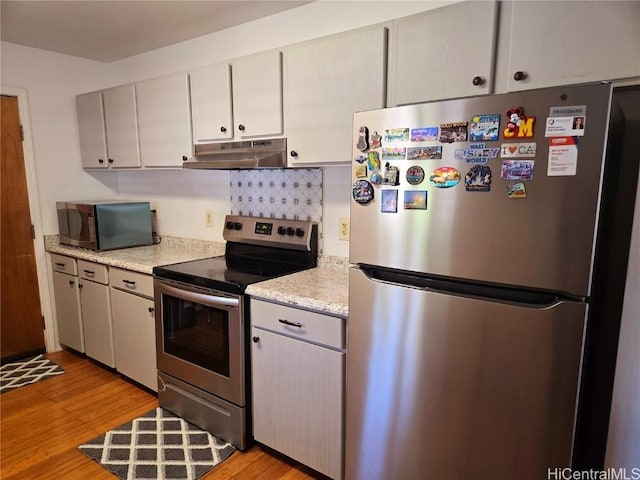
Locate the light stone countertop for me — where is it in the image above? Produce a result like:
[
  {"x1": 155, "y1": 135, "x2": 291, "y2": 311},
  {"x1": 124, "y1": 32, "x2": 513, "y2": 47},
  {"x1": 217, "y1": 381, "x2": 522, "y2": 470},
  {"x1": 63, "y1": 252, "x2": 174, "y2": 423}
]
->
[
  {"x1": 45, "y1": 235, "x2": 350, "y2": 316},
  {"x1": 45, "y1": 235, "x2": 225, "y2": 274},
  {"x1": 246, "y1": 256, "x2": 350, "y2": 318}
]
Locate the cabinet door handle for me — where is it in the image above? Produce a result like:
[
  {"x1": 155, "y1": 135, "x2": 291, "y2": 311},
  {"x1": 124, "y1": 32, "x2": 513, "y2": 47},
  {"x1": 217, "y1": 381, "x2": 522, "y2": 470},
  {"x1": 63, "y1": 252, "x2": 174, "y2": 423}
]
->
[
  {"x1": 98, "y1": 158, "x2": 104, "y2": 164},
  {"x1": 513, "y1": 71, "x2": 527, "y2": 81},
  {"x1": 220, "y1": 126, "x2": 227, "y2": 133},
  {"x1": 238, "y1": 124, "x2": 245, "y2": 132},
  {"x1": 182, "y1": 155, "x2": 188, "y2": 162},
  {"x1": 68, "y1": 280, "x2": 74, "y2": 286},
  {"x1": 122, "y1": 279, "x2": 136, "y2": 285},
  {"x1": 278, "y1": 318, "x2": 302, "y2": 328},
  {"x1": 108, "y1": 158, "x2": 114, "y2": 164},
  {"x1": 290, "y1": 150, "x2": 298, "y2": 158},
  {"x1": 472, "y1": 75, "x2": 485, "y2": 86},
  {"x1": 252, "y1": 336, "x2": 260, "y2": 343},
  {"x1": 148, "y1": 307, "x2": 155, "y2": 313}
]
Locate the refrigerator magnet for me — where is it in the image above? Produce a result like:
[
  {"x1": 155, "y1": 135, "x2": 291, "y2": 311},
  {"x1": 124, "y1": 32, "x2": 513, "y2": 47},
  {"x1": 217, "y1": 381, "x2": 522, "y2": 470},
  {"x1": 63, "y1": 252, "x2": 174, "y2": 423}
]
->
[
  {"x1": 506, "y1": 182, "x2": 527, "y2": 199},
  {"x1": 367, "y1": 151, "x2": 381, "y2": 171},
  {"x1": 382, "y1": 147, "x2": 407, "y2": 161},
  {"x1": 547, "y1": 136, "x2": 578, "y2": 176},
  {"x1": 370, "y1": 131, "x2": 382, "y2": 149},
  {"x1": 407, "y1": 146, "x2": 442, "y2": 160},
  {"x1": 406, "y1": 166, "x2": 425, "y2": 185},
  {"x1": 469, "y1": 114, "x2": 501, "y2": 141},
  {"x1": 501, "y1": 160, "x2": 535, "y2": 181},
  {"x1": 464, "y1": 165, "x2": 492, "y2": 192},
  {"x1": 381, "y1": 189, "x2": 398, "y2": 213},
  {"x1": 353, "y1": 180, "x2": 374, "y2": 204},
  {"x1": 503, "y1": 107, "x2": 535, "y2": 138},
  {"x1": 385, "y1": 128, "x2": 410, "y2": 142},
  {"x1": 411, "y1": 127, "x2": 439, "y2": 142},
  {"x1": 357, "y1": 126, "x2": 370, "y2": 151},
  {"x1": 355, "y1": 163, "x2": 368, "y2": 178},
  {"x1": 382, "y1": 164, "x2": 400, "y2": 186},
  {"x1": 370, "y1": 171, "x2": 382, "y2": 185},
  {"x1": 454, "y1": 143, "x2": 500, "y2": 163},
  {"x1": 354, "y1": 154, "x2": 367, "y2": 164},
  {"x1": 404, "y1": 191, "x2": 428, "y2": 210},
  {"x1": 439, "y1": 122, "x2": 468, "y2": 143},
  {"x1": 430, "y1": 167, "x2": 461, "y2": 188}
]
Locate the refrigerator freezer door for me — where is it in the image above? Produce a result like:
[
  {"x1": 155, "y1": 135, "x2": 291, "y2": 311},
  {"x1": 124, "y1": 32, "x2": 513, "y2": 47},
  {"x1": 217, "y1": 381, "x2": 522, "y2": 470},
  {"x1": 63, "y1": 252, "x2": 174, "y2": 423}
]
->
[
  {"x1": 345, "y1": 267, "x2": 587, "y2": 480},
  {"x1": 350, "y1": 83, "x2": 612, "y2": 297}
]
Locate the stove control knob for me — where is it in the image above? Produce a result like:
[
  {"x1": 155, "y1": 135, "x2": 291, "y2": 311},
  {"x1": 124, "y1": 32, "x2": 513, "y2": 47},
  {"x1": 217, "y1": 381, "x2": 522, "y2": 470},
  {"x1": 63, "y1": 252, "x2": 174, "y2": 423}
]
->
[
  {"x1": 295, "y1": 228, "x2": 304, "y2": 237},
  {"x1": 233, "y1": 222, "x2": 242, "y2": 230},
  {"x1": 226, "y1": 221, "x2": 234, "y2": 230},
  {"x1": 286, "y1": 227, "x2": 295, "y2": 236},
  {"x1": 277, "y1": 226, "x2": 286, "y2": 235}
]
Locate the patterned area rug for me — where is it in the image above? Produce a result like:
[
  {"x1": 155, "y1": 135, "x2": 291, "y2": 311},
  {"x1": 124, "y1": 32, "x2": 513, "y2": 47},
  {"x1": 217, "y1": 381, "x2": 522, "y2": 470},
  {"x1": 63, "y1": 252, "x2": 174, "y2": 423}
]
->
[
  {"x1": 0, "y1": 354, "x2": 65, "y2": 393},
  {"x1": 78, "y1": 408, "x2": 236, "y2": 480}
]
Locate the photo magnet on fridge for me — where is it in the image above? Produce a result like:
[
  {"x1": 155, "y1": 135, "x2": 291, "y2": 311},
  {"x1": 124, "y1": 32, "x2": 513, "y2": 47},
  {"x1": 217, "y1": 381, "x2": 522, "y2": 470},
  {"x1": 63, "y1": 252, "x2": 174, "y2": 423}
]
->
[
  {"x1": 404, "y1": 191, "x2": 428, "y2": 210},
  {"x1": 506, "y1": 182, "x2": 527, "y2": 199},
  {"x1": 406, "y1": 166, "x2": 426, "y2": 185},
  {"x1": 464, "y1": 165, "x2": 492, "y2": 192},
  {"x1": 469, "y1": 114, "x2": 501, "y2": 141},
  {"x1": 370, "y1": 131, "x2": 382, "y2": 149},
  {"x1": 430, "y1": 167, "x2": 461, "y2": 188},
  {"x1": 407, "y1": 146, "x2": 442, "y2": 160},
  {"x1": 381, "y1": 189, "x2": 398, "y2": 213},
  {"x1": 411, "y1": 127, "x2": 439, "y2": 142}
]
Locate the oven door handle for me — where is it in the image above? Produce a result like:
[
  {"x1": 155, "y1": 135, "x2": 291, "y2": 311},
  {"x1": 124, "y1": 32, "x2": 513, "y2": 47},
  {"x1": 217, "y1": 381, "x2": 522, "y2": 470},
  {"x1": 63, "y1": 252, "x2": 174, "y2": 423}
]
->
[{"x1": 159, "y1": 283, "x2": 240, "y2": 308}]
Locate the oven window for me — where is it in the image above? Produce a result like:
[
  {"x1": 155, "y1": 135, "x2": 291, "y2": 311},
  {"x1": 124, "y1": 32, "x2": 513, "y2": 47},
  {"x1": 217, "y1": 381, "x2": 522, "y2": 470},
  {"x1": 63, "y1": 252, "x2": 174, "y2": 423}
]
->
[{"x1": 162, "y1": 294, "x2": 230, "y2": 377}]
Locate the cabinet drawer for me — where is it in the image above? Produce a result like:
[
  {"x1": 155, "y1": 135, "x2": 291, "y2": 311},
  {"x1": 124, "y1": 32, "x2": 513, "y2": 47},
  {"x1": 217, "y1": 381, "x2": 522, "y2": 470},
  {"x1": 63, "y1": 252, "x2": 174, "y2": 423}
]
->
[
  {"x1": 51, "y1": 254, "x2": 77, "y2": 275},
  {"x1": 251, "y1": 299, "x2": 345, "y2": 349},
  {"x1": 110, "y1": 267, "x2": 153, "y2": 298},
  {"x1": 78, "y1": 260, "x2": 109, "y2": 284}
]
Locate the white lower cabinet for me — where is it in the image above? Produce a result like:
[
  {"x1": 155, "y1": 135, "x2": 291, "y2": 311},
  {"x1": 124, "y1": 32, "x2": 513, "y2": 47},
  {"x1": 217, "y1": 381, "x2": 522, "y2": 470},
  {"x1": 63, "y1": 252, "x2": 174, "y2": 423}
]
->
[
  {"x1": 78, "y1": 260, "x2": 115, "y2": 367},
  {"x1": 51, "y1": 255, "x2": 84, "y2": 352},
  {"x1": 110, "y1": 268, "x2": 157, "y2": 391},
  {"x1": 251, "y1": 299, "x2": 345, "y2": 480}
]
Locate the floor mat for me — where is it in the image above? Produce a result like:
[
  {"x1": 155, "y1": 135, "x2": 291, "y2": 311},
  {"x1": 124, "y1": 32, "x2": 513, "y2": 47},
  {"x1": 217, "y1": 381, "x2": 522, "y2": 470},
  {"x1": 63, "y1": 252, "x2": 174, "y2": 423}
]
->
[
  {"x1": 78, "y1": 407, "x2": 236, "y2": 480},
  {"x1": 0, "y1": 354, "x2": 65, "y2": 393}
]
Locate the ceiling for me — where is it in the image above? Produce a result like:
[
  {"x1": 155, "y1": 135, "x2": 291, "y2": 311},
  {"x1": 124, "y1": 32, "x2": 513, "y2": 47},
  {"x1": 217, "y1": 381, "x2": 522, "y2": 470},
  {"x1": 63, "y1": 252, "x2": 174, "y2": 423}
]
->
[{"x1": 0, "y1": 1, "x2": 313, "y2": 62}]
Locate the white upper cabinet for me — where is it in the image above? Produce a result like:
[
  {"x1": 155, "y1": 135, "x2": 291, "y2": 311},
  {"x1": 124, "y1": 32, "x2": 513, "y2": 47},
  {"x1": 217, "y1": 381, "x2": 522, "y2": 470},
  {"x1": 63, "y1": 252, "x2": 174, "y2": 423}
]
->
[
  {"x1": 190, "y1": 63, "x2": 233, "y2": 143},
  {"x1": 76, "y1": 91, "x2": 108, "y2": 169},
  {"x1": 284, "y1": 26, "x2": 387, "y2": 165},
  {"x1": 498, "y1": 1, "x2": 640, "y2": 92},
  {"x1": 102, "y1": 84, "x2": 141, "y2": 168},
  {"x1": 388, "y1": 1, "x2": 498, "y2": 106},
  {"x1": 136, "y1": 72, "x2": 192, "y2": 167},
  {"x1": 231, "y1": 50, "x2": 283, "y2": 138}
]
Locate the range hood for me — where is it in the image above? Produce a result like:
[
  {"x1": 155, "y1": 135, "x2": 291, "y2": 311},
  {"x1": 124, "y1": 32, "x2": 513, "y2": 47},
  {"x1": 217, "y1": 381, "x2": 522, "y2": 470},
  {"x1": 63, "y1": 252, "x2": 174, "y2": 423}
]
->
[{"x1": 183, "y1": 138, "x2": 287, "y2": 169}]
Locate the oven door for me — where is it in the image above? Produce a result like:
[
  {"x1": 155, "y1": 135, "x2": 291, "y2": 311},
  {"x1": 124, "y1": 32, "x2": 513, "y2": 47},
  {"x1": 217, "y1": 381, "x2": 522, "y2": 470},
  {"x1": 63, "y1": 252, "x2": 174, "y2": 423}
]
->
[{"x1": 154, "y1": 278, "x2": 245, "y2": 407}]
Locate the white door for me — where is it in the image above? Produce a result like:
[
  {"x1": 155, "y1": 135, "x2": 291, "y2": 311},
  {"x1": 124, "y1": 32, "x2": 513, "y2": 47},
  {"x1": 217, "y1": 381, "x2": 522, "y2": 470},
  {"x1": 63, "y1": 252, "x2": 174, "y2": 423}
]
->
[
  {"x1": 389, "y1": 1, "x2": 498, "y2": 105},
  {"x1": 190, "y1": 63, "x2": 233, "y2": 142},
  {"x1": 136, "y1": 73, "x2": 192, "y2": 167},
  {"x1": 52, "y1": 271, "x2": 84, "y2": 352},
  {"x1": 501, "y1": 0, "x2": 640, "y2": 91},
  {"x1": 285, "y1": 26, "x2": 387, "y2": 165},
  {"x1": 103, "y1": 84, "x2": 141, "y2": 168},
  {"x1": 76, "y1": 91, "x2": 108, "y2": 169},
  {"x1": 232, "y1": 50, "x2": 283, "y2": 138}
]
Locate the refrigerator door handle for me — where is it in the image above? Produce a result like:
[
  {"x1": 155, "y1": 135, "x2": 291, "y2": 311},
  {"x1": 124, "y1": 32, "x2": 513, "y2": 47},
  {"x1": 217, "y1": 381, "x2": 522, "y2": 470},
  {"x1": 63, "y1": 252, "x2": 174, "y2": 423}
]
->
[{"x1": 359, "y1": 265, "x2": 584, "y2": 308}]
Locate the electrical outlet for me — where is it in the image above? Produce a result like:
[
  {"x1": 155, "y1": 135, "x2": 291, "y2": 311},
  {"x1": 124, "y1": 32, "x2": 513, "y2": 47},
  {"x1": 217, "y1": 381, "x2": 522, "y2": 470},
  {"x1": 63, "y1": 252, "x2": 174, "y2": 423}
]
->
[
  {"x1": 338, "y1": 217, "x2": 350, "y2": 241},
  {"x1": 205, "y1": 209, "x2": 214, "y2": 228}
]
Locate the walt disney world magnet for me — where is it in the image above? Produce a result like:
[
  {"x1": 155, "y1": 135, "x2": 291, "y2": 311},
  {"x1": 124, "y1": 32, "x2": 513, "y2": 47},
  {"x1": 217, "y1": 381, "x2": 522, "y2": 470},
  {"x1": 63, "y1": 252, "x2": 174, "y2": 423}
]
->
[
  {"x1": 503, "y1": 107, "x2": 535, "y2": 138},
  {"x1": 353, "y1": 180, "x2": 374, "y2": 204}
]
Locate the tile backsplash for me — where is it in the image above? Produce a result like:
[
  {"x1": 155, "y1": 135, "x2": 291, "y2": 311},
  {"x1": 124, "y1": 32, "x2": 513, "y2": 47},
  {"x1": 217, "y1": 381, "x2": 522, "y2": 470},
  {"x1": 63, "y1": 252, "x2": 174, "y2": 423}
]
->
[{"x1": 229, "y1": 169, "x2": 323, "y2": 223}]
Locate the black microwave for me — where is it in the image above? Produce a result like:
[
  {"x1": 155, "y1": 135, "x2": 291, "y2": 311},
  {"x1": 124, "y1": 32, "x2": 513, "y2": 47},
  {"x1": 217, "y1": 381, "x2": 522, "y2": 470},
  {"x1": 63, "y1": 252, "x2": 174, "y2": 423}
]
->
[{"x1": 56, "y1": 201, "x2": 153, "y2": 251}]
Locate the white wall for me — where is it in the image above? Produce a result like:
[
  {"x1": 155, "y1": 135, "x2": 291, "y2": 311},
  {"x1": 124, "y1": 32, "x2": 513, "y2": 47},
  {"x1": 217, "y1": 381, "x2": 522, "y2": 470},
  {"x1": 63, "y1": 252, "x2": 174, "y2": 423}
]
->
[{"x1": 2, "y1": 1, "x2": 457, "y2": 259}]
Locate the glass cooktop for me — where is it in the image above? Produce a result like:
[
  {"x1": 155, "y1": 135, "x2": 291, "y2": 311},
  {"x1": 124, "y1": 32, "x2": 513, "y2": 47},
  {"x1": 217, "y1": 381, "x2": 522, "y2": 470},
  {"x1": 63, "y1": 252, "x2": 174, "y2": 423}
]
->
[{"x1": 153, "y1": 254, "x2": 311, "y2": 294}]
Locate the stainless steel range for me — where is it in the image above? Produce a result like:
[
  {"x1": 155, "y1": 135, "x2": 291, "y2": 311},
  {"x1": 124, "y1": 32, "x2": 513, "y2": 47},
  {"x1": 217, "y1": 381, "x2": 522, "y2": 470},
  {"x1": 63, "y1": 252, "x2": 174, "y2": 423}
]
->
[{"x1": 153, "y1": 215, "x2": 318, "y2": 450}]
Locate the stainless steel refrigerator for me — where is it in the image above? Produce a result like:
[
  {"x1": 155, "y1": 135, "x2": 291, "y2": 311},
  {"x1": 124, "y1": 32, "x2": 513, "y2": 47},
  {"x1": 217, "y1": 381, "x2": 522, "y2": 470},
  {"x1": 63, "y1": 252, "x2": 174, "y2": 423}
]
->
[{"x1": 346, "y1": 83, "x2": 639, "y2": 480}]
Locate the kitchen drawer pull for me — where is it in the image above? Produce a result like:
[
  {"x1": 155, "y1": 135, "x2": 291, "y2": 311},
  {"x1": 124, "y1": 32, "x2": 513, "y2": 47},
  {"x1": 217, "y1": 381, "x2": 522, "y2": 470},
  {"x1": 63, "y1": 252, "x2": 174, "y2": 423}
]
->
[
  {"x1": 83, "y1": 269, "x2": 95, "y2": 275},
  {"x1": 122, "y1": 279, "x2": 136, "y2": 285},
  {"x1": 278, "y1": 318, "x2": 302, "y2": 328},
  {"x1": 55, "y1": 262, "x2": 66, "y2": 267}
]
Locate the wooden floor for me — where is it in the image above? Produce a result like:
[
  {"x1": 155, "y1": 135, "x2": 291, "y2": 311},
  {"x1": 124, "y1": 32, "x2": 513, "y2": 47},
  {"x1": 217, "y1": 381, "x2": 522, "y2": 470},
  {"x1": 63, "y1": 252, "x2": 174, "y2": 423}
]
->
[{"x1": 0, "y1": 350, "x2": 321, "y2": 479}]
